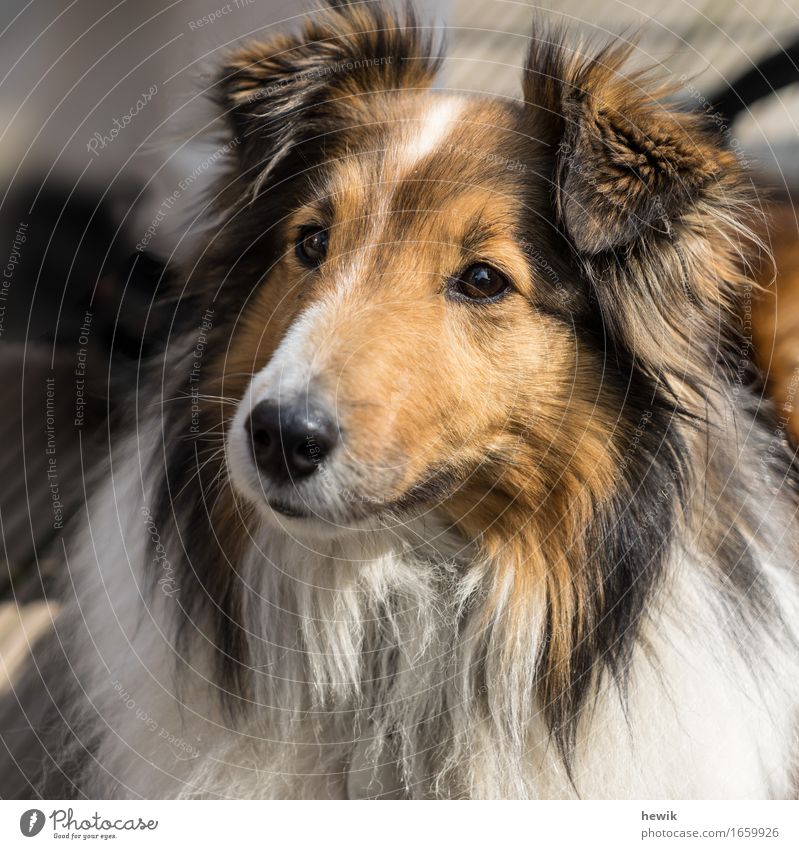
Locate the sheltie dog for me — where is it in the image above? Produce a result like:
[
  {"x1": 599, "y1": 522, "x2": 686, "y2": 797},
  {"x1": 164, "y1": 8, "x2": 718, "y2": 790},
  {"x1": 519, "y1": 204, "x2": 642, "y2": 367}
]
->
[{"x1": 52, "y1": 1, "x2": 799, "y2": 798}]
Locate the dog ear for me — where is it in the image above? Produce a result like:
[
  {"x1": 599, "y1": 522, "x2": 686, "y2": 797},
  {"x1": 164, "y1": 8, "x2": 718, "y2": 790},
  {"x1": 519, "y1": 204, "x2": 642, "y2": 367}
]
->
[
  {"x1": 521, "y1": 33, "x2": 761, "y2": 392},
  {"x1": 215, "y1": 1, "x2": 441, "y2": 190},
  {"x1": 523, "y1": 36, "x2": 729, "y2": 255}
]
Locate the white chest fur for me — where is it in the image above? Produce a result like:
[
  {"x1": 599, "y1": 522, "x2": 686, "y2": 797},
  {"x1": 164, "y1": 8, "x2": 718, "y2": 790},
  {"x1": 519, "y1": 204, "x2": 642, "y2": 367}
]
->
[{"x1": 59, "y1": 446, "x2": 799, "y2": 799}]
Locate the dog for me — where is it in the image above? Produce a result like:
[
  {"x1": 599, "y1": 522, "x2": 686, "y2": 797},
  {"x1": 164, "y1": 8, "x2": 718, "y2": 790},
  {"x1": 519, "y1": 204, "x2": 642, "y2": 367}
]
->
[{"x1": 51, "y1": 1, "x2": 799, "y2": 798}]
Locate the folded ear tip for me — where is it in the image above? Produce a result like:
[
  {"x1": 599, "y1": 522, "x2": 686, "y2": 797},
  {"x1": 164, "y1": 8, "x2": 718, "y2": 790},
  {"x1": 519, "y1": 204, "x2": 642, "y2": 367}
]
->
[
  {"x1": 528, "y1": 35, "x2": 738, "y2": 257},
  {"x1": 208, "y1": 3, "x2": 442, "y2": 193}
]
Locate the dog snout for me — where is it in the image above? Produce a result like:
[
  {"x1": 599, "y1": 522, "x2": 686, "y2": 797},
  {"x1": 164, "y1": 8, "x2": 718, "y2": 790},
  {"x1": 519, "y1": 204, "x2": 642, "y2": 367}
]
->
[{"x1": 245, "y1": 398, "x2": 338, "y2": 483}]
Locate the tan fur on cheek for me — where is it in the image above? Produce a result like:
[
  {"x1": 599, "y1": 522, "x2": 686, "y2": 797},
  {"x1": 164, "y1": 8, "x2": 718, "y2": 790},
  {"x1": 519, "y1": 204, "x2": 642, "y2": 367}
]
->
[
  {"x1": 436, "y1": 323, "x2": 623, "y2": 725},
  {"x1": 214, "y1": 262, "x2": 309, "y2": 405}
]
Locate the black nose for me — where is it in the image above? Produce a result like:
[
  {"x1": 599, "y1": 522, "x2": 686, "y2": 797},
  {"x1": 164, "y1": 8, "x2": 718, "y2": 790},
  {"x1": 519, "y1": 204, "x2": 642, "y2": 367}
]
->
[{"x1": 245, "y1": 399, "x2": 338, "y2": 483}]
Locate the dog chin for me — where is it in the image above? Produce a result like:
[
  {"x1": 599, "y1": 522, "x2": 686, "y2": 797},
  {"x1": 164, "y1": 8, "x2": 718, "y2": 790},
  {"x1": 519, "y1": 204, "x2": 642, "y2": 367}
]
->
[
  {"x1": 230, "y1": 471, "x2": 378, "y2": 543},
  {"x1": 261, "y1": 501, "x2": 395, "y2": 549},
  {"x1": 258, "y1": 505, "x2": 332, "y2": 539}
]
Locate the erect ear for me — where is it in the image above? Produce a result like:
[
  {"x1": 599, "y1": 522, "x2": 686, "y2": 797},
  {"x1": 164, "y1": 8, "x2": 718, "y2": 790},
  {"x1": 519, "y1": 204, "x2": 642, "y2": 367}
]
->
[
  {"x1": 215, "y1": 1, "x2": 441, "y2": 190},
  {"x1": 523, "y1": 35, "x2": 731, "y2": 255}
]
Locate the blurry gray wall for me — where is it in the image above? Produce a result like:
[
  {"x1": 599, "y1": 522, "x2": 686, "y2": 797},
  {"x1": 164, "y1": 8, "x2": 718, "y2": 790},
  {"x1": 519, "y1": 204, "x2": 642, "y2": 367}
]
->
[{"x1": 0, "y1": 0, "x2": 318, "y2": 256}]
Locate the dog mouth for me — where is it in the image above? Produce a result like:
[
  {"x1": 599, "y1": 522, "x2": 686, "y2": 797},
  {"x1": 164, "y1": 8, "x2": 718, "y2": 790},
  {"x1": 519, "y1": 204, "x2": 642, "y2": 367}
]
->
[
  {"x1": 266, "y1": 498, "x2": 313, "y2": 519},
  {"x1": 265, "y1": 495, "x2": 366, "y2": 523},
  {"x1": 258, "y1": 464, "x2": 462, "y2": 525},
  {"x1": 265, "y1": 494, "x2": 383, "y2": 525}
]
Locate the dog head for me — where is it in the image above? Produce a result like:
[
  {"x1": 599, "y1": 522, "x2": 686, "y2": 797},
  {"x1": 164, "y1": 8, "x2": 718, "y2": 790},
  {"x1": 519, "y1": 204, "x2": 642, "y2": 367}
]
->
[{"x1": 206, "y1": 4, "x2": 748, "y2": 546}]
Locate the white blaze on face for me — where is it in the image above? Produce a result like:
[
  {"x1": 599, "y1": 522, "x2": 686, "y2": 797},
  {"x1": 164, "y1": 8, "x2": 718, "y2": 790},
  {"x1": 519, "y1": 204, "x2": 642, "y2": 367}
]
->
[
  {"x1": 244, "y1": 300, "x2": 328, "y2": 410},
  {"x1": 252, "y1": 96, "x2": 468, "y2": 397},
  {"x1": 336, "y1": 96, "x2": 466, "y2": 298},
  {"x1": 400, "y1": 96, "x2": 464, "y2": 170}
]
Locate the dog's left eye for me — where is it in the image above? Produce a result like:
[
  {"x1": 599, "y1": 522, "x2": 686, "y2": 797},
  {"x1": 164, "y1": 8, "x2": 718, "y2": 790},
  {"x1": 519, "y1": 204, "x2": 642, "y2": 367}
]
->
[
  {"x1": 295, "y1": 227, "x2": 329, "y2": 267},
  {"x1": 450, "y1": 263, "x2": 510, "y2": 303}
]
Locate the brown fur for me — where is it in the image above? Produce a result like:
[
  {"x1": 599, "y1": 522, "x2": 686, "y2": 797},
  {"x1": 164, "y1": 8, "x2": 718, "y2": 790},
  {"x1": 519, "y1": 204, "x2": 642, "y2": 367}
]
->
[{"x1": 753, "y1": 202, "x2": 799, "y2": 442}]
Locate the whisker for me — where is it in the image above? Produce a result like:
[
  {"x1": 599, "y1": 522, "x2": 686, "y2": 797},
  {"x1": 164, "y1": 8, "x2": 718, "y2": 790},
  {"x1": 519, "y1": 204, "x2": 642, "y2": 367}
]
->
[{"x1": 172, "y1": 445, "x2": 228, "y2": 502}]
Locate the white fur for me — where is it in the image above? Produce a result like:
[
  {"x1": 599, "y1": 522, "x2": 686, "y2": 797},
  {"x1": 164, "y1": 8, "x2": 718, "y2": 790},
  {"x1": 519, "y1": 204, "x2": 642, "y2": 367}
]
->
[{"x1": 400, "y1": 98, "x2": 463, "y2": 167}]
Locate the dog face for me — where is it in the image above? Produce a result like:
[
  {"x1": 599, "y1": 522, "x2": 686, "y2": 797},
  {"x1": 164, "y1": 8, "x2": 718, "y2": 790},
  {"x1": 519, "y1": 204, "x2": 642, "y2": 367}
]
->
[
  {"x1": 206, "y1": 4, "x2": 744, "y2": 545},
  {"x1": 223, "y1": 89, "x2": 605, "y2": 535}
]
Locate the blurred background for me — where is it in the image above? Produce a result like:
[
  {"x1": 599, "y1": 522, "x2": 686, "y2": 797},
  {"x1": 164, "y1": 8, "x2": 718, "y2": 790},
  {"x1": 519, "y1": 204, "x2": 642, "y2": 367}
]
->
[{"x1": 0, "y1": 0, "x2": 797, "y2": 797}]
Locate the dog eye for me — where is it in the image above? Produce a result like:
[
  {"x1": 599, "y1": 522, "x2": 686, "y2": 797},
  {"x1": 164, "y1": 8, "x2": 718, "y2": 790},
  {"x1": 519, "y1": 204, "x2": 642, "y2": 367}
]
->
[
  {"x1": 295, "y1": 227, "x2": 329, "y2": 267},
  {"x1": 450, "y1": 263, "x2": 510, "y2": 302}
]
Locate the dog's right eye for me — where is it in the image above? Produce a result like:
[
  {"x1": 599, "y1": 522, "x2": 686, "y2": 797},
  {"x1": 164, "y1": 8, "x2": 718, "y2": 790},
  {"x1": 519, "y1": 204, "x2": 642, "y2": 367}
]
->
[
  {"x1": 449, "y1": 263, "x2": 510, "y2": 303},
  {"x1": 295, "y1": 227, "x2": 329, "y2": 267}
]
